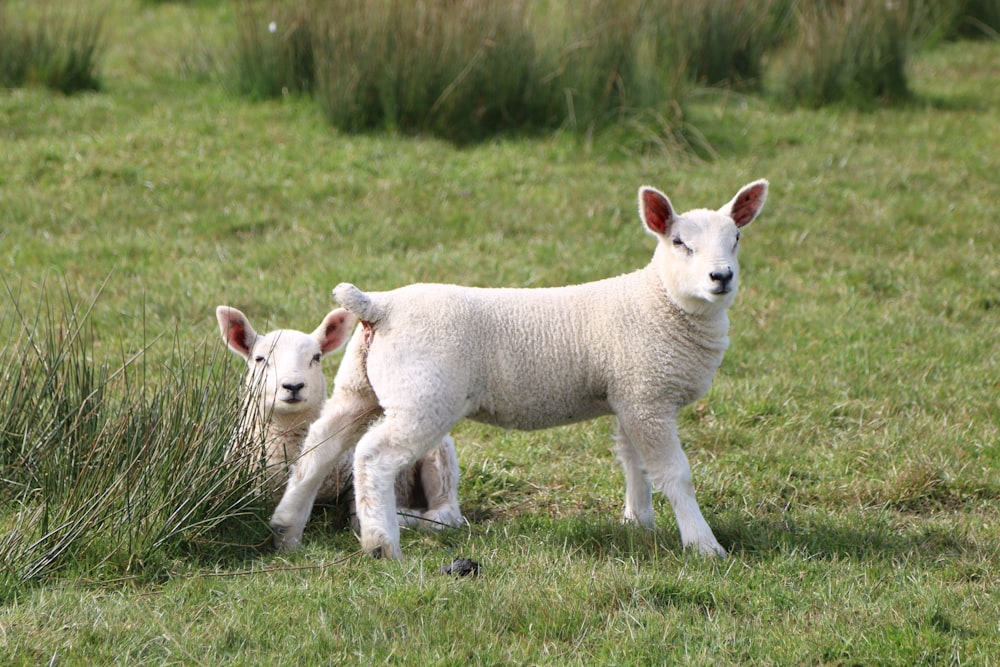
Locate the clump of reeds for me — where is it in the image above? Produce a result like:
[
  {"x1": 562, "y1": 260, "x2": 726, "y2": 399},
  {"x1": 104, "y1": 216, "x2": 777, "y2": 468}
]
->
[
  {"x1": 229, "y1": 0, "x2": 787, "y2": 143},
  {"x1": 0, "y1": 285, "x2": 268, "y2": 600},
  {"x1": 308, "y1": 0, "x2": 700, "y2": 143},
  {"x1": 232, "y1": 0, "x2": 315, "y2": 99},
  {"x1": 0, "y1": 1, "x2": 104, "y2": 94},
  {"x1": 777, "y1": 0, "x2": 912, "y2": 108},
  {"x1": 309, "y1": 0, "x2": 539, "y2": 141},
  {"x1": 231, "y1": 0, "x2": 975, "y2": 138},
  {"x1": 952, "y1": 0, "x2": 1000, "y2": 38},
  {"x1": 669, "y1": 0, "x2": 776, "y2": 88}
]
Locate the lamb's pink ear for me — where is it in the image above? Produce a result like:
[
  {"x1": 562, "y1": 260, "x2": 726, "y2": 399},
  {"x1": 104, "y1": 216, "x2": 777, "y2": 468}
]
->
[
  {"x1": 313, "y1": 308, "x2": 357, "y2": 356},
  {"x1": 216, "y1": 306, "x2": 256, "y2": 359},
  {"x1": 639, "y1": 186, "x2": 676, "y2": 236},
  {"x1": 722, "y1": 179, "x2": 769, "y2": 228}
]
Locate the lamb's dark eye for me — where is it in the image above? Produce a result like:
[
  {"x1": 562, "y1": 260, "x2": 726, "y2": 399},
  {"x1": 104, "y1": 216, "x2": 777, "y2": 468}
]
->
[
  {"x1": 312, "y1": 353, "x2": 322, "y2": 364},
  {"x1": 672, "y1": 237, "x2": 692, "y2": 255},
  {"x1": 254, "y1": 355, "x2": 266, "y2": 364}
]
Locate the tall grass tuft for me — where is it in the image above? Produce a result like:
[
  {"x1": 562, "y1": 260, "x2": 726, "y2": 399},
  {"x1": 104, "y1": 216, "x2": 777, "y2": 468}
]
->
[
  {"x1": 232, "y1": 0, "x2": 315, "y2": 99},
  {"x1": 524, "y1": 0, "x2": 639, "y2": 131},
  {"x1": 956, "y1": 0, "x2": 1000, "y2": 38},
  {"x1": 226, "y1": 0, "x2": 994, "y2": 130},
  {"x1": 227, "y1": 0, "x2": 796, "y2": 145},
  {"x1": 313, "y1": 0, "x2": 701, "y2": 143},
  {"x1": 0, "y1": 1, "x2": 104, "y2": 94},
  {"x1": 912, "y1": 0, "x2": 1000, "y2": 42},
  {"x1": 777, "y1": 0, "x2": 912, "y2": 108},
  {"x1": 228, "y1": 0, "x2": 705, "y2": 146},
  {"x1": 311, "y1": 0, "x2": 538, "y2": 141},
  {"x1": 669, "y1": 0, "x2": 775, "y2": 88},
  {"x1": 0, "y1": 285, "x2": 268, "y2": 600}
]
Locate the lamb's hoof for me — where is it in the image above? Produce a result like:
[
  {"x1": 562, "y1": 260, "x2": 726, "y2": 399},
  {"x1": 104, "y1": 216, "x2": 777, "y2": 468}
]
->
[
  {"x1": 421, "y1": 509, "x2": 467, "y2": 530},
  {"x1": 361, "y1": 535, "x2": 402, "y2": 559},
  {"x1": 394, "y1": 508, "x2": 426, "y2": 529},
  {"x1": 367, "y1": 544, "x2": 404, "y2": 559},
  {"x1": 270, "y1": 522, "x2": 302, "y2": 552},
  {"x1": 622, "y1": 511, "x2": 656, "y2": 530},
  {"x1": 686, "y1": 540, "x2": 727, "y2": 558},
  {"x1": 438, "y1": 558, "x2": 479, "y2": 577}
]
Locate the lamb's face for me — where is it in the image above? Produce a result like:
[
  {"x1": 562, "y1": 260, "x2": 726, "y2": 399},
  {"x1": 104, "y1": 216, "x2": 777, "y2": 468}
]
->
[
  {"x1": 663, "y1": 209, "x2": 742, "y2": 311},
  {"x1": 639, "y1": 180, "x2": 768, "y2": 315},
  {"x1": 245, "y1": 330, "x2": 326, "y2": 416},
  {"x1": 218, "y1": 305, "x2": 355, "y2": 422}
]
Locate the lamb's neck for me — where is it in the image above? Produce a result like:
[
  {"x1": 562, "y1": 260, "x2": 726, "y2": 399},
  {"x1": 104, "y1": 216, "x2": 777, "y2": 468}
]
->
[
  {"x1": 640, "y1": 263, "x2": 731, "y2": 353},
  {"x1": 264, "y1": 409, "x2": 320, "y2": 445}
]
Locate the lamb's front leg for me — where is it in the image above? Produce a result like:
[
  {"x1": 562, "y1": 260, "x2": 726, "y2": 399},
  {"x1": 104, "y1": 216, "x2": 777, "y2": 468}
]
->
[
  {"x1": 615, "y1": 422, "x2": 655, "y2": 529},
  {"x1": 270, "y1": 396, "x2": 372, "y2": 551},
  {"x1": 618, "y1": 414, "x2": 726, "y2": 557}
]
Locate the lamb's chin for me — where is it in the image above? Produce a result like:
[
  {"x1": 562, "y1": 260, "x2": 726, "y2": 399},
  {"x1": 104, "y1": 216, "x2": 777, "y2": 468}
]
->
[
  {"x1": 674, "y1": 292, "x2": 734, "y2": 315},
  {"x1": 701, "y1": 287, "x2": 737, "y2": 307},
  {"x1": 273, "y1": 400, "x2": 311, "y2": 414}
]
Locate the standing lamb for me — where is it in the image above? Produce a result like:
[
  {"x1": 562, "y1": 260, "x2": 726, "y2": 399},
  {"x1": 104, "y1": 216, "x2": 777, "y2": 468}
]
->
[
  {"x1": 217, "y1": 305, "x2": 464, "y2": 530},
  {"x1": 269, "y1": 179, "x2": 768, "y2": 559}
]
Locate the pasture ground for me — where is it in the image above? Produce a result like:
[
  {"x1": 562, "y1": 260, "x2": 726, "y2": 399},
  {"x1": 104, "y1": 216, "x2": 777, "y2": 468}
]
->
[{"x1": 1, "y1": 2, "x2": 998, "y2": 664}]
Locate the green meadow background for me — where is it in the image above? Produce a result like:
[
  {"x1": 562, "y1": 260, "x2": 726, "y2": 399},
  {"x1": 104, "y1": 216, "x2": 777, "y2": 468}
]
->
[{"x1": 1, "y1": 1, "x2": 998, "y2": 664}]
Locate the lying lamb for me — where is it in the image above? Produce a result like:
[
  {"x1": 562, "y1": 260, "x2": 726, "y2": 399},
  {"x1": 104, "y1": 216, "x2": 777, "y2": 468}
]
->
[
  {"x1": 217, "y1": 305, "x2": 464, "y2": 530},
  {"x1": 270, "y1": 179, "x2": 768, "y2": 558}
]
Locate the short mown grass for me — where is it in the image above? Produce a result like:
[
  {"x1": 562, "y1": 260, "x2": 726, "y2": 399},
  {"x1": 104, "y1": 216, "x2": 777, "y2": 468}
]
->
[{"x1": 1, "y1": 1, "x2": 999, "y2": 664}]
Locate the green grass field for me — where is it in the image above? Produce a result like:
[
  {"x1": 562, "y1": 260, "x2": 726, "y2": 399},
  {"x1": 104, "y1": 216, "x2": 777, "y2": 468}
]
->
[{"x1": 2, "y1": 2, "x2": 999, "y2": 664}]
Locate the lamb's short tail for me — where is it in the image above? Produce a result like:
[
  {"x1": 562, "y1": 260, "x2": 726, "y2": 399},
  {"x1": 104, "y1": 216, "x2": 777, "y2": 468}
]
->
[{"x1": 333, "y1": 283, "x2": 382, "y2": 323}]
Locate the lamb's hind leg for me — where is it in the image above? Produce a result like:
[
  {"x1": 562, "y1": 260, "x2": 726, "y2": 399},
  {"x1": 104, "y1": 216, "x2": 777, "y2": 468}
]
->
[
  {"x1": 353, "y1": 417, "x2": 453, "y2": 559},
  {"x1": 392, "y1": 434, "x2": 464, "y2": 530},
  {"x1": 416, "y1": 434, "x2": 465, "y2": 528},
  {"x1": 617, "y1": 414, "x2": 726, "y2": 557},
  {"x1": 269, "y1": 390, "x2": 375, "y2": 551}
]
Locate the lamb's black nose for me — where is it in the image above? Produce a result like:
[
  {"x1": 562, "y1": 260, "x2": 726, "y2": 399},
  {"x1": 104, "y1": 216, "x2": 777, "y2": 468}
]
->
[
  {"x1": 710, "y1": 269, "x2": 734, "y2": 285},
  {"x1": 283, "y1": 382, "x2": 305, "y2": 394}
]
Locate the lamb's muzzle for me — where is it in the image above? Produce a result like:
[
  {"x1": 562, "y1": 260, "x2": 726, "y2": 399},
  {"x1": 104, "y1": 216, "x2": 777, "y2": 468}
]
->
[{"x1": 270, "y1": 179, "x2": 769, "y2": 559}]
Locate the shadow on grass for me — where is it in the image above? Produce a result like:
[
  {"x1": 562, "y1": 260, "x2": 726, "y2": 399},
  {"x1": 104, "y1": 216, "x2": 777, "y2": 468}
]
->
[
  {"x1": 447, "y1": 507, "x2": 989, "y2": 566},
  {"x1": 716, "y1": 509, "x2": 985, "y2": 563},
  {"x1": 176, "y1": 499, "x2": 359, "y2": 567},
  {"x1": 903, "y1": 92, "x2": 993, "y2": 113},
  {"x1": 173, "y1": 499, "x2": 992, "y2": 578}
]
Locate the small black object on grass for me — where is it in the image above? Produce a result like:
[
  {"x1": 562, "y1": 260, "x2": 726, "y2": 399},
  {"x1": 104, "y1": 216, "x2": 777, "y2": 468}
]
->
[{"x1": 439, "y1": 558, "x2": 479, "y2": 577}]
